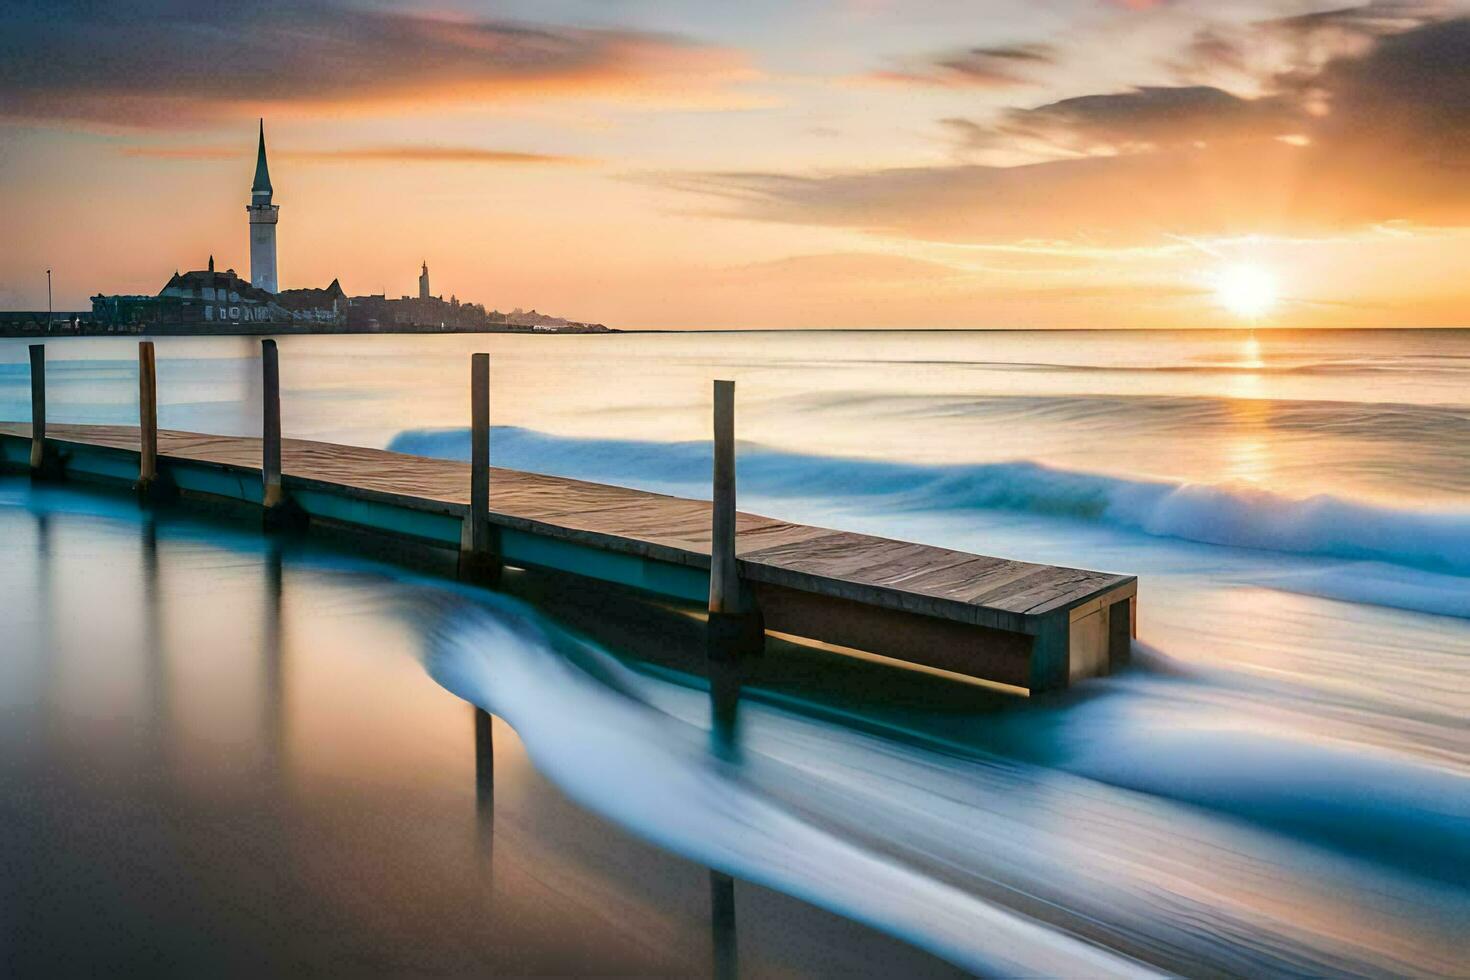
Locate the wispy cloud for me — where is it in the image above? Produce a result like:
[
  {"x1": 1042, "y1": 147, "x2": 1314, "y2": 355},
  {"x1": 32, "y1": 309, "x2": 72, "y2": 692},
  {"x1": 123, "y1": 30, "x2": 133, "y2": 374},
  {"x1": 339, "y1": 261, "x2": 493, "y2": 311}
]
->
[
  {"x1": 960, "y1": 85, "x2": 1302, "y2": 155},
  {"x1": 862, "y1": 44, "x2": 1053, "y2": 88},
  {"x1": 121, "y1": 144, "x2": 596, "y2": 166},
  {"x1": 290, "y1": 147, "x2": 596, "y2": 166},
  {"x1": 116, "y1": 145, "x2": 244, "y2": 160},
  {"x1": 720, "y1": 252, "x2": 964, "y2": 284}
]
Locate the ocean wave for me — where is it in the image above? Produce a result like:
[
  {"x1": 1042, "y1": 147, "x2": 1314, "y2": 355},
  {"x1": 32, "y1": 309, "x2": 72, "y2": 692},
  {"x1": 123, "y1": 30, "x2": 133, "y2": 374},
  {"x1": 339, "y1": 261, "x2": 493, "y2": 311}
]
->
[
  {"x1": 832, "y1": 356, "x2": 1470, "y2": 377},
  {"x1": 411, "y1": 591, "x2": 1467, "y2": 973},
  {"x1": 388, "y1": 426, "x2": 1470, "y2": 576},
  {"x1": 784, "y1": 390, "x2": 1470, "y2": 443},
  {"x1": 417, "y1": 596, "x2": 1150, "y2": 978}
]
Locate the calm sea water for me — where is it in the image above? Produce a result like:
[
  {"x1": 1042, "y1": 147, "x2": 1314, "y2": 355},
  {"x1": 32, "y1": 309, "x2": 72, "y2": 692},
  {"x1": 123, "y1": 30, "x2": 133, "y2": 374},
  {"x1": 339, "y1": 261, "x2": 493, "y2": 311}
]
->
[{"x1": 2, "y1": 329, "x2": 1467, "y2": 974}]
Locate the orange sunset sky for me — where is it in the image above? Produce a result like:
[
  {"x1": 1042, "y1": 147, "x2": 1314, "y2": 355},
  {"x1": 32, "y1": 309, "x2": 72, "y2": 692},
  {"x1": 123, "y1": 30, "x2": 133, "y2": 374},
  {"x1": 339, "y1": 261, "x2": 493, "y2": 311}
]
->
[{"x1": 1, "y1": 0, "x2": 1467, "y2": 329}]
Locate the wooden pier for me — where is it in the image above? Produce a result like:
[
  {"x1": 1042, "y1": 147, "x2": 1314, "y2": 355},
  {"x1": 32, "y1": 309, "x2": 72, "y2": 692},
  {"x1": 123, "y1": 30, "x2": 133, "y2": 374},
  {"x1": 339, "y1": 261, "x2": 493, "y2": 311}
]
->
[{"x1": 1, "y1": 344, "x2": 1136, "y2": 693}]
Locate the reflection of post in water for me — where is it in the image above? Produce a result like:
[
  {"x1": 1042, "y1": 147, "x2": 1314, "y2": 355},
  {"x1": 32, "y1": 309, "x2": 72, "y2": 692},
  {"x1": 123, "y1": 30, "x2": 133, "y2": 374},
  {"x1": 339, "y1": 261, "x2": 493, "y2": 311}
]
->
[
  {"x1": 473, "y1": 706, "x2": 495, "y2": 838},
  {"x1": 471, "y1": 706, "x2": 497, "y2": 929},
  {"x1": 141, "y1": 514, "x2": 171, "y2": 754},
  {"x1": 709, "y1": 870, "x2": 738, "y2": 980},
  {"x1": 262, "y1": 538, "x2": 285, "y2": 774},
  {"x1": 33, "y1": 512, "x2": 54, "y2": 702}
]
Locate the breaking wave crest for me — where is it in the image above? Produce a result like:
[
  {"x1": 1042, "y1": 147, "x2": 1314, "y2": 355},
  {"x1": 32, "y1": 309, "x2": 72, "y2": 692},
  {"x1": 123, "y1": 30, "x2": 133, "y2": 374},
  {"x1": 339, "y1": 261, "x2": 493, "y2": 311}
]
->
[{"x1": 388, "y1": 427, "x2": 1470, "y2": 576}]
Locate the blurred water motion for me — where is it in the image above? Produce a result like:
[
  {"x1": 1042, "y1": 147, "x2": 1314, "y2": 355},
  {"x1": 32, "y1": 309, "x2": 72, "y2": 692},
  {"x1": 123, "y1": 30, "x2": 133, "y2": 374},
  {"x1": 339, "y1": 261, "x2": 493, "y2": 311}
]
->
[
  {"x1": 1, "y1": 327, "x2": 1467, "y2": 974},
  {"x1": 3, "y1": 477, "x2": 1466, "y2": 975},
  {"x1": 0, "y1": 485, "x2": 965, "y2": 977}
]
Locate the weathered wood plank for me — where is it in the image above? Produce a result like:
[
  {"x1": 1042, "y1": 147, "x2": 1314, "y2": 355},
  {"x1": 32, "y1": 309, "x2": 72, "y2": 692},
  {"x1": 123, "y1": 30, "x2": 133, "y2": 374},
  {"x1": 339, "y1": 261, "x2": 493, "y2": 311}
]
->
[{"x1": 0, "y1": 422, "x2": 1136, "y2": 640}]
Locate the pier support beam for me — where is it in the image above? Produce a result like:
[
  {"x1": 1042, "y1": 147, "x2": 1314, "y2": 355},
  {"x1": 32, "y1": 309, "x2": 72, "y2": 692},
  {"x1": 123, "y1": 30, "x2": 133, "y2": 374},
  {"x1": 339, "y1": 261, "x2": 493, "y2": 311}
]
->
[
  {"x1": 134, "y1": 341, "x2": 171, "y2": 501},
  {"x1": 1108, "y1": 595, "x2": 1135, "y2": 669},
  {"x1": 707, "y1": 379, "x2": 762, "y2": 660},
  {"x1": 458, "y1": 353, "x2": 501, "y2": 585},
  {"x1": 27, "y1": 345, "x2": 59, "y2": 478},
  {"x1": 260, "y1": 340, "x2": 303, "y2": 530},
  {"x1": 1029, "y1": 617, "x2": 1070, "y2": 693}
]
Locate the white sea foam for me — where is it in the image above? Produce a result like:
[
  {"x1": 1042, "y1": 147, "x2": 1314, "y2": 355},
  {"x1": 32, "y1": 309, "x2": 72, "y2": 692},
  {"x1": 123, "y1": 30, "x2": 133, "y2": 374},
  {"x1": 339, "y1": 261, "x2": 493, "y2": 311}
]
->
[{"x1": 389, "y1": 426, "x2": 1470, "y2": 577}]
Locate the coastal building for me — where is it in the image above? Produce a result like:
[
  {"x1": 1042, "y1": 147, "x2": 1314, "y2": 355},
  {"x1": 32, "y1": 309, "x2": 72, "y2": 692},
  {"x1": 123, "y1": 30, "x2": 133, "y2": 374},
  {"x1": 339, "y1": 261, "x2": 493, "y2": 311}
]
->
[
  {"x1": 277, "y1": 280, "x2": 348, "y2": 323},
  {"x1": 419, "y1": 262, "x2": 431, "y2": 301},
  {"x1": 91, "y1": 255, "x2": 344, "y2": 330},
  {"x1": 246, "y1": 120, "x2": 279, "y2": 293},
  {"x1": 160, "y1": 255, "x2": 276, "y2": 323}
]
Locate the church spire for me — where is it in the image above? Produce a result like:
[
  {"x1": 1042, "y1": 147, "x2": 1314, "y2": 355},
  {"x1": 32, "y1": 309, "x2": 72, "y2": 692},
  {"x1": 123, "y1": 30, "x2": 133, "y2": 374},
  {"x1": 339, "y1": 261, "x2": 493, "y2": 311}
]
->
[
  {"x1": 246, "y1": 119, "x2": 280, "y2": 293},
  {"x1": 252, "y1": 118, "x2": 272, "y2": 204}
]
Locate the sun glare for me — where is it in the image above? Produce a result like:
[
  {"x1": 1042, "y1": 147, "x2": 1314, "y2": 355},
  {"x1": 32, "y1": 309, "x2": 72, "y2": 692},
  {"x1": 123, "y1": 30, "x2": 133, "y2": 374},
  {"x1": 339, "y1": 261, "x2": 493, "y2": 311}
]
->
[{"x1": 1213, "y1": 264, "x2": 1279, "y2": 320}]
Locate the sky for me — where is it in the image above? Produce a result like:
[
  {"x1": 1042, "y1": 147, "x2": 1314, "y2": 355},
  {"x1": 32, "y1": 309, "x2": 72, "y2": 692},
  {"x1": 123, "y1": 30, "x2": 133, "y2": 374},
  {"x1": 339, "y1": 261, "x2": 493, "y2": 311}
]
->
[{"x1": 1, "y1": 0, "x2": 1467, "y2": 329}]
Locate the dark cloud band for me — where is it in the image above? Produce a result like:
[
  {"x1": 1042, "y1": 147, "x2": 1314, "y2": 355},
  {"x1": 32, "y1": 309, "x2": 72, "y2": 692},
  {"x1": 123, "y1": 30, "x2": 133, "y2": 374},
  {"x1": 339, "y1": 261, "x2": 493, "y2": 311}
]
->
[{"x1": 0, "y1": 0, "x2": 734, "y2": 127}]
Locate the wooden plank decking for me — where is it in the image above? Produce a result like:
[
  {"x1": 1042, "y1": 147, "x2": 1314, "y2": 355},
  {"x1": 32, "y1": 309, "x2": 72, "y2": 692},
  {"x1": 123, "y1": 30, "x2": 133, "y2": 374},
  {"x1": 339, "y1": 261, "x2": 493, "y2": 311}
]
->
[{"x1": 0, "y1": 422, "x2": 1136, "y2": 691}]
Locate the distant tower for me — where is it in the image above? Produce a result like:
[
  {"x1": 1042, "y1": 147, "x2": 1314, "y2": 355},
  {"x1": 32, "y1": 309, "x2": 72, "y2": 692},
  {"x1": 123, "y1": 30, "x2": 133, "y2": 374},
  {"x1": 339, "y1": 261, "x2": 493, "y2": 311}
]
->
[
  {"x1": 419, "y1": 261, "x2": 430, "y2": 301},
  {"x1": 246, "y1": 119, "x2": 279, "y2": 293}
]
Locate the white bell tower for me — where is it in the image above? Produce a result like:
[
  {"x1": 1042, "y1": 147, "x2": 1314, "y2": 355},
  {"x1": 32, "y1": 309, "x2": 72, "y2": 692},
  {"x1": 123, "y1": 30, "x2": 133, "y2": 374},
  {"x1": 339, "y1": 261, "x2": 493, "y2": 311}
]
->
[{"x1": 246, "y1": 119, "x2": 279, "y2": 293}]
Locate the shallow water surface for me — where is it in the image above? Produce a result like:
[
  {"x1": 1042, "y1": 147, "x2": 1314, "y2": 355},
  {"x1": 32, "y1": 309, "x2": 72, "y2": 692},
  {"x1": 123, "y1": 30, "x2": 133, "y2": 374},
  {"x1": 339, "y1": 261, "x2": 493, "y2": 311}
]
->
[
  {"x1": 1, "y1": 328, "x2": 1467, "y2": 975},
  {"x1": 0, "y1": 485, "x2": 971, "y2": 976}
]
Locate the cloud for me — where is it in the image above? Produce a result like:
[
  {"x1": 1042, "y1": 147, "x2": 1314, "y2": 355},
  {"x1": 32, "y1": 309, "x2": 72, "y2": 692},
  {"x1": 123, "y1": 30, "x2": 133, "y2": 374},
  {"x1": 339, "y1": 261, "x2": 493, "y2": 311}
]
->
[
  {"x1": 121, "y1": 144, "x2": 595, "y2": 166},
  {"x1": 289, "y1": 147, "x2": 595, "y2": 166},
  {"x1": 1312, "y1": 11, "x2": 1470, "y2": 148},
  {"x1": 1171, "y1": 1, "x2": 1447, "y2": 90},
  {"x1": 0, "y1": 0, "x2": 754, "y2": 128},
  {"x1": 720, "y1": 252, "x2": 964, "y2": 284},
  {"x1": 657, "y1": 16, "x2": 1470, "y2": 245},
  {"x1": 116, "y1": 145, "x2": 246, "y2": 161},
  {"x1": 973, "y1": 86, "x2": 1302, "y2": 154},
  {"x1": 656, "y1": 147, "x2": 1319, "y2": 244},
  {"x1": 1265, "y1": 1, "x2": 1443, "y2": 38},
  {"x1": 863, "y1": 44, "x2": 1053, "y2": 88}
]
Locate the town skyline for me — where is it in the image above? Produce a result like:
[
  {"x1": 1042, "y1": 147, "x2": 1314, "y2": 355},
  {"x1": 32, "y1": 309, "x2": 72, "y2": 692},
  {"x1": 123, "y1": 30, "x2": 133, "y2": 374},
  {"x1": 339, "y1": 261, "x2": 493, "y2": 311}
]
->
[{"x1": 2, "y1": 0, "x2": 1468, "y2": 329}]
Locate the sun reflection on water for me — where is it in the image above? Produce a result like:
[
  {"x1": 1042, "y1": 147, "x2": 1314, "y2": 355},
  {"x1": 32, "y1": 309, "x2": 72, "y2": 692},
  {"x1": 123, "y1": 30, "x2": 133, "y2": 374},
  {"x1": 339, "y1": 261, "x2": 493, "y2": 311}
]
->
[{"x1": 1222, "y1": 334, "x2": 1272, "y2": 485}]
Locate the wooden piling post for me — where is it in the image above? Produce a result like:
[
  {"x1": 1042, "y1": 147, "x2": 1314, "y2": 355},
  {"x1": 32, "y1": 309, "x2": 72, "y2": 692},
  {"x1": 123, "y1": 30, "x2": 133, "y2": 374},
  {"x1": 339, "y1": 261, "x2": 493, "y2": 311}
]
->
[
  {"x1": 135, "y1": 341, "x2": 161, "y2": 497},
  {"x1": 470, "y1": 353, "x2": 490, "y2": 556},
  {"x1": 28, "y1": 344, "x2": 49, "y2": 475},
  {"x1": 458, "y1": 353, "x2": 500, "y2": 584},
  {"x1": 261, "y1": 340, "x2": 282, "y2": 508},
  {"x1": 259, "y1": 339, "x2": 302, "y2": 528},
  {"x1": 707, "y1": 380, "x2": 762, "y2": 659},
  {"x1": 710, "y1": 380, "x2": 739, "y2": 614}
]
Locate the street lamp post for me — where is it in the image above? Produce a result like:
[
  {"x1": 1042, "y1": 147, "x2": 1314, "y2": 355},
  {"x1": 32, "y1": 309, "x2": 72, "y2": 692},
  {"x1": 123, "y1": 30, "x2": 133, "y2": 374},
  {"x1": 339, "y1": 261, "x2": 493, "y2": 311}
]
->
[{"x1": 46, "y1": 269, "x2": 52, "y2": 334}]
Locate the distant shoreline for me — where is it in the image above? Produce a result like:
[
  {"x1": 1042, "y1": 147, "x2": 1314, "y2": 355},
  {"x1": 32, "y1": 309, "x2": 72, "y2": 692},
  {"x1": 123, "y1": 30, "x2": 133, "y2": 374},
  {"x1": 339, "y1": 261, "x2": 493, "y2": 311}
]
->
[
  {"x1": 0, "y1": 316, "x2": 617, "y2": 339},
  {"x1": 2, "y1": 319, "x2": 1463, "y2": 338}
]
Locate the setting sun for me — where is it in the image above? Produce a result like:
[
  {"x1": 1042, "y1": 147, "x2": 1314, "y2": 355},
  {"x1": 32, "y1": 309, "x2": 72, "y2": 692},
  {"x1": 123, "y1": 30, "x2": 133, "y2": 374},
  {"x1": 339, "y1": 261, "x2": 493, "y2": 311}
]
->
[{"x1": 1213, "y1": 264, "x2": 1279, "y2": 320}]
